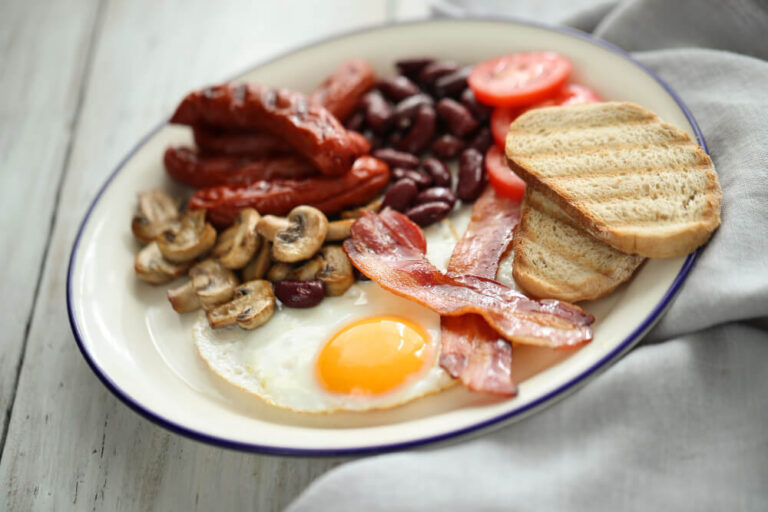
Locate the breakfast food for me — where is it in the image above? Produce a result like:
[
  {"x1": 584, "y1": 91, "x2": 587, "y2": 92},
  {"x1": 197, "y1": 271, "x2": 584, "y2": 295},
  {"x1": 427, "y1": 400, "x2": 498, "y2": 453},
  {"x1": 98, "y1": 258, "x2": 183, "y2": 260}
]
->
[
  {"x1": 439, "y1": 186, "x2": 521, "y2": 395},
  {"x1": 170, "y1": 83, "x2": 364, "y2": 176},
  {"x1": 128, "y1": 50, "x2": 721, "y2": 412},
  {"x1": 342, "y1": 208, "x2": 594, "y2": 348},
  {"x1": 505, "y1": 101, "x2": 722, "y2": 258},
  {"x1": 512, "y1": 188, "x2": 646, "y2": 302}
]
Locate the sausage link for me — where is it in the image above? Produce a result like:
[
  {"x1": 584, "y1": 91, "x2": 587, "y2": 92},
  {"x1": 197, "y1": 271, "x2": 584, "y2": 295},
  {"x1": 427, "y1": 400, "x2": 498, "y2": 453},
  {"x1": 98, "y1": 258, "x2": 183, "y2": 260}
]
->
[
  {"x1": 170, "y1": 83, "x2": 363, "y2": 176},
  {"x1": 164, "y1": 146, "x2": 318, "y2": 188},
  {"x1": 309, "y1": 58, "x2": 377, "y2": 122},
  {"x1": 189, "y1": 156, "x2": 390, "y2": 226},
  {"x1": 192, "y1": 126, "x2": 292, "y2": 158}
]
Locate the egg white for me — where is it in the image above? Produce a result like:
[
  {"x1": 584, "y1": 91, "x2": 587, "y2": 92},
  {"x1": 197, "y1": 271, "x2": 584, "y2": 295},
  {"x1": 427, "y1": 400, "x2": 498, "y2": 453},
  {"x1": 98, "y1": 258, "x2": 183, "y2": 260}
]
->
[{"x1": 194, "y1": 206, "x2": 473, "y2": 413}]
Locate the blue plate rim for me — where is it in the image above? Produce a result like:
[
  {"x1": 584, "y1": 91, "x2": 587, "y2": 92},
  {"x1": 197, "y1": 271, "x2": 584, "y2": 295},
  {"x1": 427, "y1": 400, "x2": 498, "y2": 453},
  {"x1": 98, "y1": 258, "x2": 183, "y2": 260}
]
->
[{"x1": 66, "y1": 16, "x2": 705, "y2": 457}]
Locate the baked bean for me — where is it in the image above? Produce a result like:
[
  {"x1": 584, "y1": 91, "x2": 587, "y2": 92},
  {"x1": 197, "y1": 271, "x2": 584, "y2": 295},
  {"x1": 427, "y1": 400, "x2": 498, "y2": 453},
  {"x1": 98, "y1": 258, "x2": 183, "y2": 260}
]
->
[
  {"x1": 430, "y1": 134, "x2": 465, "y2": 159},
  {"x1": 382, "y1": 178, "x2": 419, "y2": 212},
  {"x1": 398, "y1": 105, "x2": 436, "y2": 154},
  {"x1": 437, "y1": 98, "x2": 479, "y2": 137},
  {"x1": 416, "y1": 187, "x2": 456, "y2": 208},
  {"x1": 396, "y1": 57, "x2": 435, "y2": 80},
  {"x1": 392, "y1": 94, "x2": 434, "y2": 129},
  {"x1": 434, "y1": 67, "x2": 471, "y2": 98},
  {"x1": 418, "y1": 61, "x2": 460, "y2": 90},
  {"x1": 457, "y1": 148, "x2": 485, "y2": 201},
  {"x1": 377, "y1": 75, "x2": 420, "y2": 101},
  {"x1": 362, "y1": 90, "x2": 393, "y2": 134},
  {"x1": 405, "y1": 201, "x2": 452, "y2": 227},
  {"x1": 372, "y1": 148, "x2": 420, "y2": 169},
  {"x1": 392, "y1": 167, "x2": 432, "y2": 189},
  {"x1": 421, "y1": 157, "x2": 451, "y2": 187},
  {"x1": 461, "y1": 88, "x2": 492, "y2": 123},
  {"x1": 467, "y1": 127, "x2": 494, "y2": 153},
  {"x1": 275, "y1": 280, "x2": 325, "y2": 308}
]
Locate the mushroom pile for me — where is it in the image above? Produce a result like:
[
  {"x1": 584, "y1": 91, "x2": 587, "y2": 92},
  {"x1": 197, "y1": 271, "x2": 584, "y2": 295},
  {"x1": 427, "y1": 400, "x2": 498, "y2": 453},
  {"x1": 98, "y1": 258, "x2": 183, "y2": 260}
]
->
[{"x1": 131, "y1": 189, "x2": 367, "y2": 330}]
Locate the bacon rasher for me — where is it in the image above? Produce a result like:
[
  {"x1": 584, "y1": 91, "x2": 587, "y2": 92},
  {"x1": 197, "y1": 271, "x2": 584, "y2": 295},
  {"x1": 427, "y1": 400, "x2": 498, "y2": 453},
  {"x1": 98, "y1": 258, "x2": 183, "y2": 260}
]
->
[
  {"x1": 440, "y1": 187, "x2": 521, "y2": 395},
  {"x1": 343, "y1": 208, "x2": 594, "y2": 349}
]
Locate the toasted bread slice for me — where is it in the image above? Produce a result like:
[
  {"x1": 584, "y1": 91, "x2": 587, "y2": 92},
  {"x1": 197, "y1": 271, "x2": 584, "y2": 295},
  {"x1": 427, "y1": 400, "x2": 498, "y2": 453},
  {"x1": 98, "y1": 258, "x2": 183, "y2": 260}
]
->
[
  {"x1": 505, "y1": 102, "x2": 722, "y2": 258},
  {"x1": 513, "y1": 188, "x2": 645, "y2": 302}
]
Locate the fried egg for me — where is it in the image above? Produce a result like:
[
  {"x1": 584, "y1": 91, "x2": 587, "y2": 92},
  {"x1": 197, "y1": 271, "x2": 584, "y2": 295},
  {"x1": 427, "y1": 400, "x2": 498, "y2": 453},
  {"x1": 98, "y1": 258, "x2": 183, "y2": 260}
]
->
[{"x1": 194, "y1": 206, "x2": 472, "y2": 413}]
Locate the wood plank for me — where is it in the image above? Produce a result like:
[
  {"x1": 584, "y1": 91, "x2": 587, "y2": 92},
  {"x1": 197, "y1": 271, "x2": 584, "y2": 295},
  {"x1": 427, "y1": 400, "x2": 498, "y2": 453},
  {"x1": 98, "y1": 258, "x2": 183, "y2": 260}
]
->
[
  {"x1": 0, "y1": 0, "x2": 389, "y2": 510},
  {"x1": 0, "y1": 0, "x2": 102, "y2": 448}
]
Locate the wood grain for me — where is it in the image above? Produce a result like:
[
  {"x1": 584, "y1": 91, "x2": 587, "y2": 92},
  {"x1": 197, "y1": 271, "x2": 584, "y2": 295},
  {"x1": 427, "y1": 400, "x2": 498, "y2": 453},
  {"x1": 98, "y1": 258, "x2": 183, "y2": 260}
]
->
[{"x1": 0, "y1": 0, "x2": 102, "y2": 449}]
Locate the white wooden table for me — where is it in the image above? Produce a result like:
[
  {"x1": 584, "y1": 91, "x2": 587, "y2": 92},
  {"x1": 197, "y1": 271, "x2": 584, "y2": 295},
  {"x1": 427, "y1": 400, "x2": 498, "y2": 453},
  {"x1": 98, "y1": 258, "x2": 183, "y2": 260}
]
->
[{"x1": 0, "y1": 1, "x2": 598, "y2": 509}]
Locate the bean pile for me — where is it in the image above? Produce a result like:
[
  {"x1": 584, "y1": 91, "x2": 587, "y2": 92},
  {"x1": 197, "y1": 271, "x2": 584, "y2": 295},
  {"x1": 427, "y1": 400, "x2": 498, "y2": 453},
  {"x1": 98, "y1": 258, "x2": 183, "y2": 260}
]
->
[{"x1": 345, "y1": 58, "x2": 495, "y2": 227}]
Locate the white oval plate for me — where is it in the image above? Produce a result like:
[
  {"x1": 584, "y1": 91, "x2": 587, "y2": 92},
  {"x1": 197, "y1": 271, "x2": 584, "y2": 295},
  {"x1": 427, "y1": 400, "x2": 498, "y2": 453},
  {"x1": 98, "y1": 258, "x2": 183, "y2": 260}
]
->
[{"x1": 68, "y1": 18, "x2": 704, "y2": 456}]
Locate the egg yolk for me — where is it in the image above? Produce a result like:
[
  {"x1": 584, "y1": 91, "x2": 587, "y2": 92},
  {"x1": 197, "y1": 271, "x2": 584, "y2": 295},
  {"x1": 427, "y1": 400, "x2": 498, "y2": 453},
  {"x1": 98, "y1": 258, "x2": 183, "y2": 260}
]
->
[{"x1": 316, "y1": 316, "x2": 431, "y2": 396}]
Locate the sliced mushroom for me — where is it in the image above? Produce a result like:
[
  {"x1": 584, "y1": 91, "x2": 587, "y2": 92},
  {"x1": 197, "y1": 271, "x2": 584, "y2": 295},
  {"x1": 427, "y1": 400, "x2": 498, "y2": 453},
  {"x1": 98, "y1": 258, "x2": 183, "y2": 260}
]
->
[
  {"x1": 167, "y1": 260, "x2": 239, "y2": 313},
  {"x1": 326, "y1": 219, "x2": 354, "y2": 242},
  {"x1": 340, "y1": 197, "x2": 383, "y2": 219},
  {"x1": 167, "y1": 281, "x2": 201, "y2": 313},
  {"x1": 134, "y1": 241, "x2": 190, "y2": 284},
  {"x1": 218, "y1": 208, "x2": 261, "y2": 269},
  {"x1": 131, "y1": 190, "x2": 179, "y2": 243},
  {"x1": 266, "y1": 262, "x2": 293, "y2": 282},
  {"x1": 157, "y1": 209, "x2": 217, "y2": 263},
  {"x1": 290, "y1": 255, "x2": 325, "y2": 281},
  {"x1": 317, "y1": 246, "x2": 354, "y2": 296},
  {"x1": 207, "y1": 280, "x2": 275, "y2": 330},
  {"x1": 211, "y1": 224, "x2": 238, "y2": 258},
  {"x1": 190, "y1": 260, "x2": 239, "y2": 310},
  {"x1": 257, "y1": 206, "x2": 328, "y2": 263},
  {"x1": 241, "y1": 242, "x2": 271, "y2": 281}
]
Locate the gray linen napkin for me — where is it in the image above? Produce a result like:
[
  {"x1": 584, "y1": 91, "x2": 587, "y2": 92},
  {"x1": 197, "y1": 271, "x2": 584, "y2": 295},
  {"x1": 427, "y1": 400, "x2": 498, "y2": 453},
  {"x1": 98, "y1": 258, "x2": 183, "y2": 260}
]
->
[{"x1": 289, "y1": 1, "x2": 768, "y2": 509}]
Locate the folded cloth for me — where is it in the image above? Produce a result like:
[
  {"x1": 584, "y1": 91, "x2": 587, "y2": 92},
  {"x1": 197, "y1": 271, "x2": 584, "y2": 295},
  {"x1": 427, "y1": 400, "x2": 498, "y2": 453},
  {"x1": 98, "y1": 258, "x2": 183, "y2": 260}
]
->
[{"x1": 288, "y1": 1, "x2": 768, "y2": 510}]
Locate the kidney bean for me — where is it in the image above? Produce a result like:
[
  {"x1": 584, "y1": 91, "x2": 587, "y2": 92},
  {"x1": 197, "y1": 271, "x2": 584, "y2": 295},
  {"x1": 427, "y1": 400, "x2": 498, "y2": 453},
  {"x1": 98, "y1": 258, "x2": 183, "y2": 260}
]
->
[
  {"x1": 467, "y1": 127, "x2": 494, "y2": 153},
  {"x1": 457, "y1": 148, "x2": 485, "y2": 202},
  {"x1": 430, "y1": 134, "x2": 465, "y2": 159},
  {"x1": 363, "y1": 130, "x2": 384, "y2": 150},
  {"x1": 353, "y1": 267, "x2": 370, "y2": 281},
  {"x1": 392, "y1": 167, "x2": 432, "y2": 189},
  {"x1": 382, "y1": 178, "x2": 419, "y2": 212},
  {"x1": 398, "y1": 105, "x2": 436, "y2": 154},
  {"x1": 387, "y1": 131, "x2": 404, "y2": 148},
  {"x1": 461, "y1": 88, "x2": 492, "y2": 123},
  {"x1": 275, "y1": 280, "x2": 325, "y2": 308},
  {"x1": 345, "y1": 110, "x2": 366, "y2": 132},
  {"x1": 377, "y1": 75, "x2": 420, "y2": 102},
  {"x1": 405, "y1": 201, "x2": 452, "y2": 227},
  {"x1": 421, "y1": 157, "x2": 451, "y2": 187},
  {"x1": 434, "y1": 67, "x2": 471, "y2": 98},
  {"x1": 418, "y1": 61, "x2": 459, "y2": 90},
  {"x1": 437, "y1": 98, "x2": 479, "y2": 138},
  {"x1": 416, "y1": 187, "x2": 456, "y2": 208},
  {"x1": 396, "y1": 57, "x2": 435, "y2": 80},
  {"x1": 392, "y1": 93, "x2": 434, "y2": 129},
  {"x1": 372, "y1": 148, "x2": 419, "y2": 169},
  {"x1": 362, "y1": 90, "x2": 393, "y2": 134}
]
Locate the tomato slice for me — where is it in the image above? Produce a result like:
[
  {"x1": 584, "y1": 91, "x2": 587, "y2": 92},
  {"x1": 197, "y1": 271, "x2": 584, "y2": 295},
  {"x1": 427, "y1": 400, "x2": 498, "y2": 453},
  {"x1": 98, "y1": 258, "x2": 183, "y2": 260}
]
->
[
  {"x1": 468, "y1": 52, "x2": 571, "y2": 108},
  {"x1": 489, "y1": 84, "x2": 602, "y2": 149},
  {"x1": 535, "y1": 83, "x2": 602, "y2": 108},
  {"x1": 490, "y1": 107, "x2": 520, "y2": 149},
  {"x1": 485, "y1": 145, "x2": 525, "y2": 201}
]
